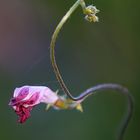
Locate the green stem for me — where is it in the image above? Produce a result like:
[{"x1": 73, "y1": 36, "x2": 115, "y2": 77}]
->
[
  {"x1": 50, "y1": 0, "x2": 83, "y2": 100},
  {"x1": 49, "y1": 0, "x2": 134, "y2": 140}
]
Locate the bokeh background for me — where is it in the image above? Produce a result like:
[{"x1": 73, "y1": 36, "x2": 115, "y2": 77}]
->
[{"x1": 0, "y1": 0, "x2": 139, "y2": 140}]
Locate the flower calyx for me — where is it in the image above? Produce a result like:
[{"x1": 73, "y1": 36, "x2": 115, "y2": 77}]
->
[{"x1": 46, "y1": 94, "x2": 83, "y2": 112}]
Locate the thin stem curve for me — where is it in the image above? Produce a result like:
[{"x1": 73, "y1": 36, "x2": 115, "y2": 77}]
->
[
  {"x1": 50, "y1": 0, "x2": 134, "y2": 140},
  {"x1": 75, "y1": 83, "x2": 134, "y2": 140},
  {"x1": 50, "y1": 0, "x2": 82, "y2": 100}
]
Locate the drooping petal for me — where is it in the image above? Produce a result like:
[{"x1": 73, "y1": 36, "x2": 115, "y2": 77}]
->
[
  {"x1": 9, "y1": 85, "x2": 60, "y2": 123},
  {"x1": 15, "y1": 105, "x2": 33, "y2": 123}
]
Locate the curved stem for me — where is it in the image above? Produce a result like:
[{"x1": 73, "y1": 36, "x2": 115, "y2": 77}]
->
[
  {"x1": 50, "y1": 0, "x2": 84, "y2": 100},
  {"x1": 50, "y1": 0, "x2": 134, "y2": 140},
  {"x1": 75, "y1": 83, "x2": 134, "y2": 140}
]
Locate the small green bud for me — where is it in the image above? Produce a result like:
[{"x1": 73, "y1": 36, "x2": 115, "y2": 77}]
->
[
  {"x1": 85, "y1": 15, "x2": 99, "y2": 22},
  {"x1": 84, "y1": 5, "x2": 99, "y2": 23},
  {"x1": 84, "y1": 5, "x2": 99, "y2": 15}
]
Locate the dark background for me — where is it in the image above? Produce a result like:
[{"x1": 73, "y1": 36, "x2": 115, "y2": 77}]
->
[{"x1": 0, "y1": 0, "x2": 139, "y2": 140}]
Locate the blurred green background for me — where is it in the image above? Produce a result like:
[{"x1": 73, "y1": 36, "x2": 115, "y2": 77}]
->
[{"x1": 0, "y1": 0, "x2": 139, "y2": 140}]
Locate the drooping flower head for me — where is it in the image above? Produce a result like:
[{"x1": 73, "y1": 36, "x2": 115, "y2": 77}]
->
[
  {"x1": 9, "y1": 86, "x2": 83, "y2": 123},
  {"x1": 9, "y1": 86, "x2": 59, "y2": 123}
]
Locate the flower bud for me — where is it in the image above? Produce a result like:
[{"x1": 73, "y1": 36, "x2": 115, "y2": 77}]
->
[{"x1": 84, "y1": 5, "x2": 99, "y2": 23}]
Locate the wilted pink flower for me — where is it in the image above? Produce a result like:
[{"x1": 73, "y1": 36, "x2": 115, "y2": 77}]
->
[
  {"x1": 9, "y1": 86, "x2": 59, "y2": 123},
  {"x1": 9, "y1": 85, "x2": 84, "y2": 123}
]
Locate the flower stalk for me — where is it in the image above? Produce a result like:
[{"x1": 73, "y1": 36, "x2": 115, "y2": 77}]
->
[
  {"x1": 50, "y1": 0, "x2": 134, "y2": 140},
  {"x1": 50, "y1": 0, "x2": 84, "y2": 100},
  {"x1": 50, "y1": 0, "x2": 99, "y2": 101}
]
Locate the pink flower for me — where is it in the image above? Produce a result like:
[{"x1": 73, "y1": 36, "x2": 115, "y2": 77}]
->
[
  {"x1": 9, "y1": 85, "x2": 84, "y2": 124},
  {"x1": 9, "y1": 86, "x2": 59, "y2": 123}
]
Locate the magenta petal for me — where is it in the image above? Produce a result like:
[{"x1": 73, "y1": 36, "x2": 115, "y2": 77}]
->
[
  {"x1": 25, "y1": 92, "x2": 39, "y2": 105},
  {"x1": 10, "y1": 93, "x2": 39, "y2": 123},
  {"x1": 16, "y1": 87, "x2": 29, "y2": 100},
  {"x1": 9, "y1": 87, "x2": 29, "y2": 106},
  {"x1": 15, "y1": 105, "x2": 33, "y2": 123}
]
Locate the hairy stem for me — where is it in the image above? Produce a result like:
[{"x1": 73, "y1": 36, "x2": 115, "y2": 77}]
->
[{"x1": 50, "y1": 0, "x2": 134, "y2": 140}]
